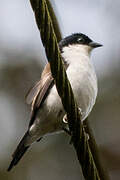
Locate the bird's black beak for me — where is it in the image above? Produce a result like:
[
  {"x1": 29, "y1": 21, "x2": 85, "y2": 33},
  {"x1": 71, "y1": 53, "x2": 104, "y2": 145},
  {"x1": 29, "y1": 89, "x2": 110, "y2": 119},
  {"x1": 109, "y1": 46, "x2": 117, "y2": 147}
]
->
[{"x1": 89, "y1": 41, "x2": 103, "y2": 48}]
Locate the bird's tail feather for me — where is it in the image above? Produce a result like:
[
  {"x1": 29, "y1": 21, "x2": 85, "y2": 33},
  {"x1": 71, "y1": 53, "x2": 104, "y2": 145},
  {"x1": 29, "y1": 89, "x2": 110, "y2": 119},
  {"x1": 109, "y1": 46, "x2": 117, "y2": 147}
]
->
[{"x1": 7, "y1": 131, "x2": 30, "y2": 171}]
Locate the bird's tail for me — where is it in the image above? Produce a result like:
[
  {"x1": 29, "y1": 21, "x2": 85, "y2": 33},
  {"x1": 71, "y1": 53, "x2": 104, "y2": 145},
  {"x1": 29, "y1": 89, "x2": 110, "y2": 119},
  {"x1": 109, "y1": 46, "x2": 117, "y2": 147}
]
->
[{"x1": 7, "y1": 131, "x2": 30, "y2": 171}]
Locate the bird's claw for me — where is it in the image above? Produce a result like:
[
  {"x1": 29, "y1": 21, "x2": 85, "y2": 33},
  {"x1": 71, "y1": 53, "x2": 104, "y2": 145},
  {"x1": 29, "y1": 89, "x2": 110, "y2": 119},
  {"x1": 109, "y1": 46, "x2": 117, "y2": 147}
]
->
[{"x1": 63, "y1": 114, "x2": 68, "y2": 124}]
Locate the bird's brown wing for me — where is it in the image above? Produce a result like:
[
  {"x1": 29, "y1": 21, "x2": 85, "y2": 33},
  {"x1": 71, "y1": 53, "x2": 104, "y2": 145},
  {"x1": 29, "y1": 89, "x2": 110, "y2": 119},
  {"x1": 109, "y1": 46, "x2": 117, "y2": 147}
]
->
[
  {"x1": 26, "y1": 61, "x2": 68, "y2": 127},
  {"x1": 25, "y1": 80, "x2": 42, "y2": 105},
  {"x1": 25, "y1": 63, "x2": 54, "y2": 127}
]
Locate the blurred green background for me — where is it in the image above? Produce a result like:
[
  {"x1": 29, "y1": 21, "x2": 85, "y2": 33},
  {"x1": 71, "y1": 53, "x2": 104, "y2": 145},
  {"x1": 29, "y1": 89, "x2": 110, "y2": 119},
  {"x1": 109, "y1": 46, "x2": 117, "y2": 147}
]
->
[{"x1": 0, "y1": 0, "x2": 120, "y2": 179}]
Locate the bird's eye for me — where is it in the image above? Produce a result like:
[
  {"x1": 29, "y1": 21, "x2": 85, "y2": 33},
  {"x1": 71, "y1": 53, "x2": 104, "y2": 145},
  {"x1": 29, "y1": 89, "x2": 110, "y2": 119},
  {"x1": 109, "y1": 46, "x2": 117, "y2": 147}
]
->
[{"x1": 77, "y1": 38, "x2": 84, "y2": 43}]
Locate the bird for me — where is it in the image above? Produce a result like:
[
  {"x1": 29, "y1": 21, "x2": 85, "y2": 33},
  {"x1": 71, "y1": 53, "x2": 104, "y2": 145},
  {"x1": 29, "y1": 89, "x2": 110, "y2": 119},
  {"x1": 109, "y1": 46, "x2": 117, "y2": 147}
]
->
[{"x1": 7, "y1": 33, "x2": 102, "y2": 171}]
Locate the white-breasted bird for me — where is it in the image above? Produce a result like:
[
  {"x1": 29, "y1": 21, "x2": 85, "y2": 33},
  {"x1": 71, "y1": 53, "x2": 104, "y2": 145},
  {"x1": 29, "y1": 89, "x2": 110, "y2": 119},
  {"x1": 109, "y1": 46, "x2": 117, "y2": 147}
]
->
[{"x1": 8, "y1": 33, "x2": 102, "y2": 171}]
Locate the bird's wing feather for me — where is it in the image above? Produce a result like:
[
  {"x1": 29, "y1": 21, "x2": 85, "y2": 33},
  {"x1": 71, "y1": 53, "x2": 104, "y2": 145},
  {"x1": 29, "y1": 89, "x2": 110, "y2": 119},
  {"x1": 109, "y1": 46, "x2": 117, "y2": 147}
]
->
[
  {"x1": 25, "y1": 63, "x2": 54, "y2": 107},
  {"x1": 7, "y1": 131, "x2": 30, "y2": 171},
  {"x1": 26, "y1": 61, "x2": 68, "y2": 128},
  {"x1": 29, "y1": 75, "x2": 54, "y2": 127},
  {"x1": 26, "y1": 63, "x2": 54, "y2": 127},
  {"x1": 25, "y1": 80, "x2": 42, "y2": 105},
  {"x1": 33, "y1": 74, "x2": 54, "y2": 108}
]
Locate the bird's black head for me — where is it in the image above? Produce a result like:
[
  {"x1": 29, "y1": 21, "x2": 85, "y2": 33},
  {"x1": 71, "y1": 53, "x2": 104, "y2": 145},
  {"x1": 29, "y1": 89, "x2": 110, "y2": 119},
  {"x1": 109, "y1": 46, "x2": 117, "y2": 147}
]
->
[{"x1": 59, "y1": 33, "x2": 102, "y2": 51}]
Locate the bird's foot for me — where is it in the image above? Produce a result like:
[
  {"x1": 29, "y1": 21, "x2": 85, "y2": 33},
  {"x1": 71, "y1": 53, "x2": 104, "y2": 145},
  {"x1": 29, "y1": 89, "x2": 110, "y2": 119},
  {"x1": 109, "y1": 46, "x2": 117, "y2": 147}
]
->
[
  {"x1": 62, "y1": 107, "x2": 82, "y2": 124},
  {"x1": 78, "y1": 107, "x2": 83, "y2": 116},
  {"x1": 63, "y1": 114, "x2": 68, "y2": 124},
  {"x1": 62, "y1": 107, "x2": 84, "y2": 144}
]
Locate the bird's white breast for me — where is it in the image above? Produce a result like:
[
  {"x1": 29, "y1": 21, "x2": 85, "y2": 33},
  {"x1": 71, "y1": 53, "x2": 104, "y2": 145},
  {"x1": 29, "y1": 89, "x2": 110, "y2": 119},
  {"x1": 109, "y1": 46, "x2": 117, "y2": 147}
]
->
[
  {"x1": 46, "y1": 44, "x2": 98, "y2": 121},
  {"x1": 62, "y1": 44, "x2": 97, "y2": 120}
]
